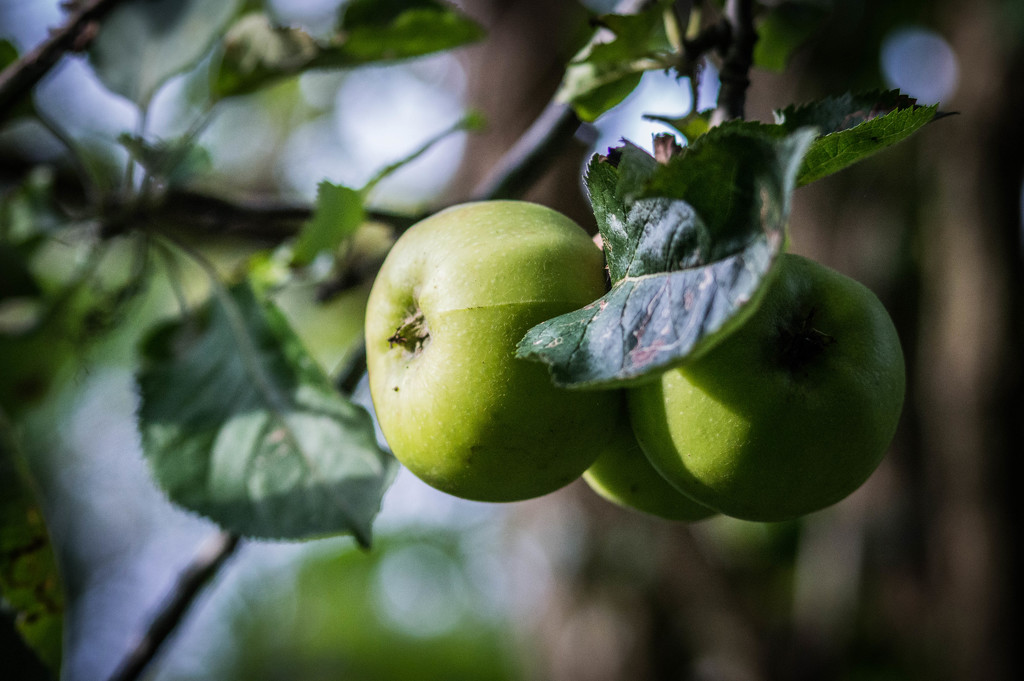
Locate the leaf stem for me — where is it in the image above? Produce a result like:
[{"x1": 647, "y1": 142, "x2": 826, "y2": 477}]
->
[
  {"x1": 156, "y1": 233, "x2": 314, "y2": 469},
  {"x1": 30, "y1": 106, "x2": 103, "y2": 204},
  {"x1": 151, "y1": 239, "x2": 194, "y2": 320},
  {"x1": 666, "y1": 1, "x2": 694, "y2": 55},
  {"x1": 153, "y1": 232, "x2": 381, "y2": 549},
  {"x1": 364, "y1": 112, "x2": 483, "y2": 198}
]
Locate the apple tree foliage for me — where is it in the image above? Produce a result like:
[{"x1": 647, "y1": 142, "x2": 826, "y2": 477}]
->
[
  {"x1": 0, "y1": 0, "x2": 946, "y2": 676},
  {"x1": 517, "y1": 91, "x2": 941, "y2": 386}
]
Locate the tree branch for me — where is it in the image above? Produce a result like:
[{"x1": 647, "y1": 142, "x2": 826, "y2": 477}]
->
[
  {"x1": 119, "y1": 189, "x2": 419, "y2": 243},
  {"x1": 683, "y1": 20, "x2": 732, "y2": 61},
  {"x1": 0, "y1": 0, "x2": 125, "y2": 119},
  {"x1": 105, "y1": 532, "x2": 241, "y2": 681},
  {"x1": 714, "y1": 0, "x2": 757, "y2": 122},
  {"x1": 469, "y1": 100, "x2": 582, "y2": 201}
]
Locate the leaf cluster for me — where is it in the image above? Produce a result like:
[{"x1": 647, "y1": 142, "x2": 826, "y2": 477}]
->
[
  {"x1": 517, "y1": 90, "x2": 942, "y2": 387},
  {"x1": 557, "y1": 0, "x2": 837, "y2": 123}
]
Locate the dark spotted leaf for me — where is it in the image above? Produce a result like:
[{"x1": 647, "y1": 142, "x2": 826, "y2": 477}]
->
[
  {"x1": 775, "y1": 90, "x2": 944, "y2": 185},
  {"x1": 517, "y1": 126, "x2": 816, "y2": 387}
]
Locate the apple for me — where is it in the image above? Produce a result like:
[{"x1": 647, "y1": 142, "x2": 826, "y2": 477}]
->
[
  {"x1": 628, "y1": 253, "x2": 905, "y2": 522},
  {"x1": 364, "y1": 200, "x2": 625, "y2": 502},
  {"x1": 583, "y1": 424, "x2": 716, "y2": 521}
]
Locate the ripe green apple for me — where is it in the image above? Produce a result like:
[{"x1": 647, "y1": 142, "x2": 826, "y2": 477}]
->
[
  {"x1": 629, "y1": 253, "x2": 905, "y2": 522},
  {"x1": 583, "y1": 424, "x2": 716, "y2": 521},
  {"x1": 364, "y1": 200, "x2": 625, "y2": 502}
]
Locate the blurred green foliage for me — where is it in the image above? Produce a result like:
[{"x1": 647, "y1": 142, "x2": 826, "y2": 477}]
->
[{"x1": 200, "y1": 533, "x2": 524, "y2": 681}]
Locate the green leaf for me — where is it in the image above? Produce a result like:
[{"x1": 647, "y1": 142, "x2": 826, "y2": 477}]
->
[
  {"x1": 0, "y1": 167, "x2": 66, "y2": 244},
  {"x1": 643, "y1": 110, "x2": 711, "y2": 144},
  {"x1": 90, "y1": 0, "x2": 244, "y2": 105},
  {"x1": 0, "y1": 245, "x2": 40, "y2": 301},
  {"x1": 0, "y1": 39, "x2": 16, "y2": 69},
  {"x1": 117, "y1": 134, "x2": 212, "y2": 188},
  {"x1": 556, "y1": 1, "x2": 677, "y2": 122},
  {"x1": 291, "y1": 182, "x2": 365, "y2": 267},
  {"x1": 136, "y1": 282, "x2": 396, "y2": 545},
  {"x1": 211, "y1": 13, "x2": 321, "y2": 99},
  {"x1": 0, "y1": 428, "x2": 64, "y2": 676},
  {"x1": 775, "y1": 90, "x2": 942, "y2": 185},
  {"x1": 0, "y1": 40, "x2": 34, "y2": 122},
  {"x1": 753, "y1": 1, "x2": 832, "y2": 72},
  {"x1": 289, "y1": 111, "x2": 481, "y2": 267},
  {"x1": 329, "y1": 0, "x2": 486, "y2": 64},
  {"x1": 212, "y1": 2, "x2": 484, "y2": 100},
  {"x1": 560, "y1": 68, "x2": 646, "y2": 123},
  {"x1": 517, "y1": 126, "x2": 816, "y2": 387},
  {"x1": 0, "y1": 314, "x2": 76, "y2": 415}
]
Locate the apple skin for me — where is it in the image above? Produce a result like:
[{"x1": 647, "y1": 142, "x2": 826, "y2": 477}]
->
[
  {"x1": 628, "y1": 253, "x2": 905, "y2": 522},
  {"x1": 583, "y1": 424, "x2": 716, "y2": 521},
  {"x1": 365, "y1": 201, "x2": 625, "y2": 502}
]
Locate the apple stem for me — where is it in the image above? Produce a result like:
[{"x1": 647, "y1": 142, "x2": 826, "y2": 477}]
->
[
  {"x1": 388, "y1": 307, "x2": 431, "y2": 355},
  {"x1": 778, "y1": 307, "x2": 836, "y2": 372}
]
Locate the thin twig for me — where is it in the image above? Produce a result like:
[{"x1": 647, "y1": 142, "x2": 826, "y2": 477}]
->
[
  {"x1": 0, "y1": 0, "x2": 126, "y2": 118},
  {"x1": 669, "y1": 0, "x2": 694, "y2": 52},
  {"x1": 714, "y1": 0, "x2": 757, "y2": 122},
  {"x1": 106, "y1": 532, "x2": 241, "y2": 681},
  {"x1": 336, "y1": 342, "x2": 368, "y2": 396},
  {"x1": 469, "y1": 101, "x2": 583, "y2": 201},
  {"x1": 469, "y1": 0, "x2": 653, "y2": 201}
]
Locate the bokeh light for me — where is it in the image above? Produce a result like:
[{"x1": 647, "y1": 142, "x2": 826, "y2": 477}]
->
[
  {"x1": 278, "y1": 56, "x2": 469, "y2": 208},
  {"x1": 372, "y1": 543, "x2": 471, "y2": 638},
  {"x1": 590, "y1": 69, "x2": 693, "y2": 154},
  {"x1": 880, "y1": 26, "x2": 959, "y2": 104}
]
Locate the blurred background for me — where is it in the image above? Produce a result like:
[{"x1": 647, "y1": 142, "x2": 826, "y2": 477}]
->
[{"x1": 1, "y1": 0, "x2": 1022, "y2": 680}]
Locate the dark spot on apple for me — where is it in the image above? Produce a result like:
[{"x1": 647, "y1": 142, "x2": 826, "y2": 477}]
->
[
  {"x1": 777, "y1": 306, "x2": 835, "y2": 374},
  {"x1": 393, "y1": 386, "x2": 399, "y2": 392}
]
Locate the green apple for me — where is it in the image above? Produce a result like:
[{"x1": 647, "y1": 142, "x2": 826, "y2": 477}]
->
[
  {"x1": 365, "y1": 200, "x2": 625, "y2": 502},
  {"x1": 629, "y1": 253, "x2": 905, "y2": 522},
  {"x1": 583, "y1": 424, "x2": 716, "y2": 521}
]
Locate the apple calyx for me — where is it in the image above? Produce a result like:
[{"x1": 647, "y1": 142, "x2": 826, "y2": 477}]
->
[
  {"x1": 388, "y1": 307, "x2": 431, "y2": 356},
  {"x1": 776, "y1": 306, "x2": 835, "y2": 373}
]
